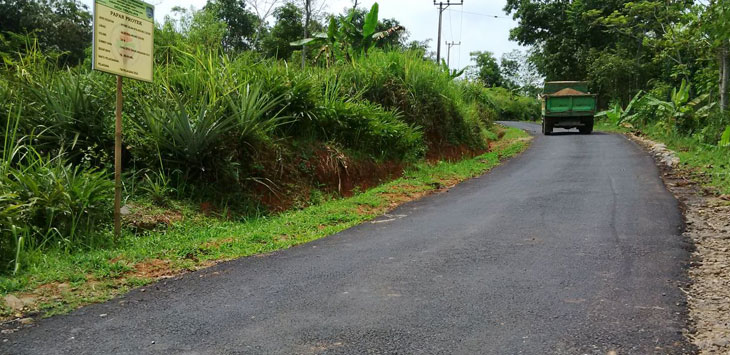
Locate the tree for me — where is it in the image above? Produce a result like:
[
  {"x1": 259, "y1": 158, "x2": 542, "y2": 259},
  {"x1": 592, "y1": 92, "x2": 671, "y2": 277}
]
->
[
  {"x1": 469, "y1": 51, "x2": 502, "y2": 87},
  {"x1": 500, "y1": 49, "x2": 542, "y2": 96},
  {"x1": 290, "y1": 3, "x2": 404, "y2": 66},
  {"x1": 406, "y1": 39, "x2": 433, "y2": 60},
  {"x1": 302, "y1": 0, "x2": 311, "y2": 68},
  {"x1": 345, "y1": 7, "x2": 407, "y2": 49},
  {"x1": 0, "y1": 0, "x2": 91, "y2": 66},
  {"x1": 248, "y1": 0, "x2": 284, "y2": 49},
  {"x1": 204, "y1": 0, "x2": 259, "y2": 51},
  {"x1": 500, "y1": 51, "x2": 520, "y2": 90},
  {"x1": 703, "y1": 0, "x2": 730, "y2": 111},
  {"x1": 153, "y1": 6, "x2": 227, "y2": 60},
  {"x1": 296, "y1": 0, "x2": 328, "y2": 68},
  {"x1": 504, "y1": 0, "x2": 697, "y2": 105},
  {"x1": 503, "y1": 0, "x2": 599, "y2": 81},
  {"x1": 261, "y1": 2, "x2": 304, "y2": 59}
]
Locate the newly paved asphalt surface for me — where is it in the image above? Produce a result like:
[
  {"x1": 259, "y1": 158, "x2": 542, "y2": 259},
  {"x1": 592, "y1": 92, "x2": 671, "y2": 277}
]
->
[{"x1": 3, "y1": 122, "x2": 694, "y2": 354}]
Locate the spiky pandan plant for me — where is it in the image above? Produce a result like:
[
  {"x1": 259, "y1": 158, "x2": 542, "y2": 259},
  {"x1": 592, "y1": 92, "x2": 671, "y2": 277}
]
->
[{"x1": 290, "y1": 3, "x2": 404, "y2": 66}]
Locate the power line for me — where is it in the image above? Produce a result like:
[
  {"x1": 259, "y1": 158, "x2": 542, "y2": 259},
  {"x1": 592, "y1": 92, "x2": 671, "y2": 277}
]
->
[
  {"x1": 458, "y1": 4, "x2": 463, "y2": 69},
  {"x1": 448, "y1": 7, "x2": 452, "y2": 41},
  {"x1": 446, "y1": 8, "x2": 510, "y2": 19}
]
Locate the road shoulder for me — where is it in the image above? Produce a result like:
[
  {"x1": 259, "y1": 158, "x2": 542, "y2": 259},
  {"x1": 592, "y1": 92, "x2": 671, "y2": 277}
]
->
[{"x1": 623, "y1": 131, "x2": 730, "y2": 354}]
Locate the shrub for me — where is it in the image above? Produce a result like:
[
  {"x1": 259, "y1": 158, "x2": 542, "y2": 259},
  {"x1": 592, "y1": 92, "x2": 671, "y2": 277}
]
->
[
  {"x1": 129, "y1": 49, "x2": 286, "y2": 186},
  {"x1": 482, "y1": 87, "x2": 540, "y2": 121},
  {"x1": 316, "y1": 97, "x2": 424, "y2": 161},
  {"x1": 0, "y1": 106, "x2": 113, "y2": 272},
  {"x1": 339, "y1": 50, "x2": 488, "y2": 149}
]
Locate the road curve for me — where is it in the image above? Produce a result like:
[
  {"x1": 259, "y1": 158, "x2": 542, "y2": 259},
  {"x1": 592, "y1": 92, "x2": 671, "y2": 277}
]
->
[{"x1": 3, "y1": 122, "x2": 695, "y2": 354}]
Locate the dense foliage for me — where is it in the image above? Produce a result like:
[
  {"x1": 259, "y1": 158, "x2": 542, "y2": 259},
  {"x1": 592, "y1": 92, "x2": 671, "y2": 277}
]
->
[{"x1": 0, "y1": 0, "x2": 91, "y2": 66}]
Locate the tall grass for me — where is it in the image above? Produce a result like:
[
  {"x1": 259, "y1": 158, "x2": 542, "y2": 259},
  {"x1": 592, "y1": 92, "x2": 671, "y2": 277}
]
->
[
  {"x1": 338, "y1": 51, "x2": 488, "y2": 149},
  {"x1": 1, "y1": 73, "x2": 113, "y2": 273}
]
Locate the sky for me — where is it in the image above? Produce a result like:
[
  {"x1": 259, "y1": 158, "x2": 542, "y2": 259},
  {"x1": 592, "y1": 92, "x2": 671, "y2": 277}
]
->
[{"x1": 80, "y1": 0, "x2": 525, "y2": 69}]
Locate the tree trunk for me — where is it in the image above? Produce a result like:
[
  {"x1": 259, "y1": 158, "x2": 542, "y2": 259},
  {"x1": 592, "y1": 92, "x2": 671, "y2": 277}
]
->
[
  {"x1": 720, "y1": 40, "x2": 730, "y2": 112},
  {"x1": 302, "y1": 0, "x2": 311, "y2": 69}
]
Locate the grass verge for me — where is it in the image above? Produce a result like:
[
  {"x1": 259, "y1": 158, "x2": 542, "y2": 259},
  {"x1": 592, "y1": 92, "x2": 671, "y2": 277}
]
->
[
  {"x1": 0, "y1": 126, "x2": 530, "y2": 322},
  {"x1": 596, "y1": 121, "x2": 730, "y2": 194}
]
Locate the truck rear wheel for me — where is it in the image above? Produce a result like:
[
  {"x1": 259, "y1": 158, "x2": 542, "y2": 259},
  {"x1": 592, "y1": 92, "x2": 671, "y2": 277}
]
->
[
  {"x1": 542, "y1": 119, "x2": 553, "y2": 135},
  {"x1": 579, "y1": 119, "x2": 593, "y2": 134}
]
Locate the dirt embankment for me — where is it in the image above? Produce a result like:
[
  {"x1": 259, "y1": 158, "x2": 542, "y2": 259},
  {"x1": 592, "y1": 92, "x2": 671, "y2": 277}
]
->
[
  {"x1": 255, "y1": 136, "x2": 499, "y2": 212},
  {"x1": 627, "y1": 132, "x2": 730, "y2": 354}
]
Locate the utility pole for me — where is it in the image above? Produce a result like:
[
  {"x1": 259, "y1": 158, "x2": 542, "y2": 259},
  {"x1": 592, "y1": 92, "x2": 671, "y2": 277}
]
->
[
  {"x1": 433, "y1": 1, "x2": 463, "y2": 64},
  {"x1": 446, "y1": 41, "x2": 460, "y2": 67}
]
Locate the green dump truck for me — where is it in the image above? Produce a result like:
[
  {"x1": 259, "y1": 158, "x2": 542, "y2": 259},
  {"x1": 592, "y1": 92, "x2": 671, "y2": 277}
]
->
[{"x1": 541, "y1": 81, "x2": 597, "y2": 135}]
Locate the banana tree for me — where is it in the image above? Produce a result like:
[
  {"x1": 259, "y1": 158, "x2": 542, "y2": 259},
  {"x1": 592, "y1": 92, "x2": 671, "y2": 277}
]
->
[
  {"x1": 646, "y1": 80, "x2": 715, "y2": 133},
  {"x1": 439, "y1": 59, "x2": 465, "y2": 80},
  {"x1": 595, "y1": 90, "x2": 644, "y2": 125},
  {"x1": 290, "y1": 2, "x2": 404, "y2": 65}
]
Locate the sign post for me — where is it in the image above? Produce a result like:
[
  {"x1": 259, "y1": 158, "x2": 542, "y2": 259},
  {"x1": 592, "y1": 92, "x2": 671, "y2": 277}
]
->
[
  {"x1": 92, "y1": 0, "x2": 154, "y2": 239},
  {"x1": 114, "y1": 75, "x2": 122, "y2": 239}
]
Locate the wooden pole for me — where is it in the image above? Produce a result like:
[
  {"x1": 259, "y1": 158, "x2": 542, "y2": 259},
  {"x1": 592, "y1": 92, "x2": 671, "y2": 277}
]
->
[{"x1": 114, "y1": 75, "x2": 123, "y2": 240}]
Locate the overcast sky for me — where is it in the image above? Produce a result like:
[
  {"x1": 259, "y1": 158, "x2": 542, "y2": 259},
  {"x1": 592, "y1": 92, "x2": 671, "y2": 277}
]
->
[{"x1": 81, "y1": 0, "x2": 525, "y2": 69}]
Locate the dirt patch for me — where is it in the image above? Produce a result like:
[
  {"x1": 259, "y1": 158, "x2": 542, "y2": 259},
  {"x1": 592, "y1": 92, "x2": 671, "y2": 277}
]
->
[
  {"x1": 132, "y1": 259, "x2": 178, "y2": 279},
  {"x1": 255, "y1": 144, "x2": 407, "y2": 212},
  {"x1": 490, "y1": 136, "x2": 531, "y2": 152},
  {"x1": 1, "y1": 280, "x2": 99, "y2": 331},
  {"x1": 626, "y1": 132, "x2": 730, "y2": 354},
  {"x1": 311, "y1": 146, "x2": 406, "y2": 197},
  {"x1": 377, "y1": 184, "x2": 434, "y2": 209},
  {"x1": 201, "y1": 237, "x2": 235, "y2": 250},
  {"x1": 356, "y1": 204, "x2": 383, "y2": 216},
  {"x1": 122, "y1": 203, "x2": 184, "y2": 232},
  {"x1": 426, "y1": 143, "x2": 486, "y2": 163}
]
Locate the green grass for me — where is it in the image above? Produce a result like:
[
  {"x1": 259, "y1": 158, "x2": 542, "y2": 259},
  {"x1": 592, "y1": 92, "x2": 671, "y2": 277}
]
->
[
  {"x1": 0, "y1": 125, "x2": 530, "y2": 319},
  {"x1": 596, "y1": 120, "x2": 730, "y2": 194}
]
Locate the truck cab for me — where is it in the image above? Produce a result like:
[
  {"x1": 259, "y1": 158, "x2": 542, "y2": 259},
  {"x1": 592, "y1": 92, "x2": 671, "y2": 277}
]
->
[{"x1": 541, "y1": 81, "x2": 596, "y2": 135}]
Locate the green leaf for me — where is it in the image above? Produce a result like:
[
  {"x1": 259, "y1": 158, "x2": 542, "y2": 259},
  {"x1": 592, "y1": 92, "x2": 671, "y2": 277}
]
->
[
  {"x1": 327, "y1": 17, "x2": 337, "y2": 42},
  {"x1": 449, "y1": 68, "x2": 466, "y2": 79},
  {"x1": 362, "y1": 2, "x2": 379, "y2": 38},
  {"x1": 721, "y1": 125, "x2": 730, "y2": 147},
  {"x1": 289, "y1": 35, "x2": 326, "y2": 47}
]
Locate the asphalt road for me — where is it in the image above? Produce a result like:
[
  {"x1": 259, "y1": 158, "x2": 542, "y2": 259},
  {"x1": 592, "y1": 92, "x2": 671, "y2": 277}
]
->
[{"x1": 3, "y1": 122, "x2": 695, "y2": 354}]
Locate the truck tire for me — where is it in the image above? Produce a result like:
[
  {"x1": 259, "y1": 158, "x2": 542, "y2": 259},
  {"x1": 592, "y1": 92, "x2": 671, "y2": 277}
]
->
[
  {"x1": 542, "y1": 119, "x2": 553, "y2": 135},
  {"x1": 579, "y1": 118, "x2": 593, "y2": 134}
]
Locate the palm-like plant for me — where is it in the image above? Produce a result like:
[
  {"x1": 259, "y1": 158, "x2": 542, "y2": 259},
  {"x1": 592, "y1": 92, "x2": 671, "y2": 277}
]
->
[
  {"x1": 134, "y1": 48, "x2": 287, "y2": 182},
  {"x1": 598, "y1": 80, "x2": 715, "y2": 135}
]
